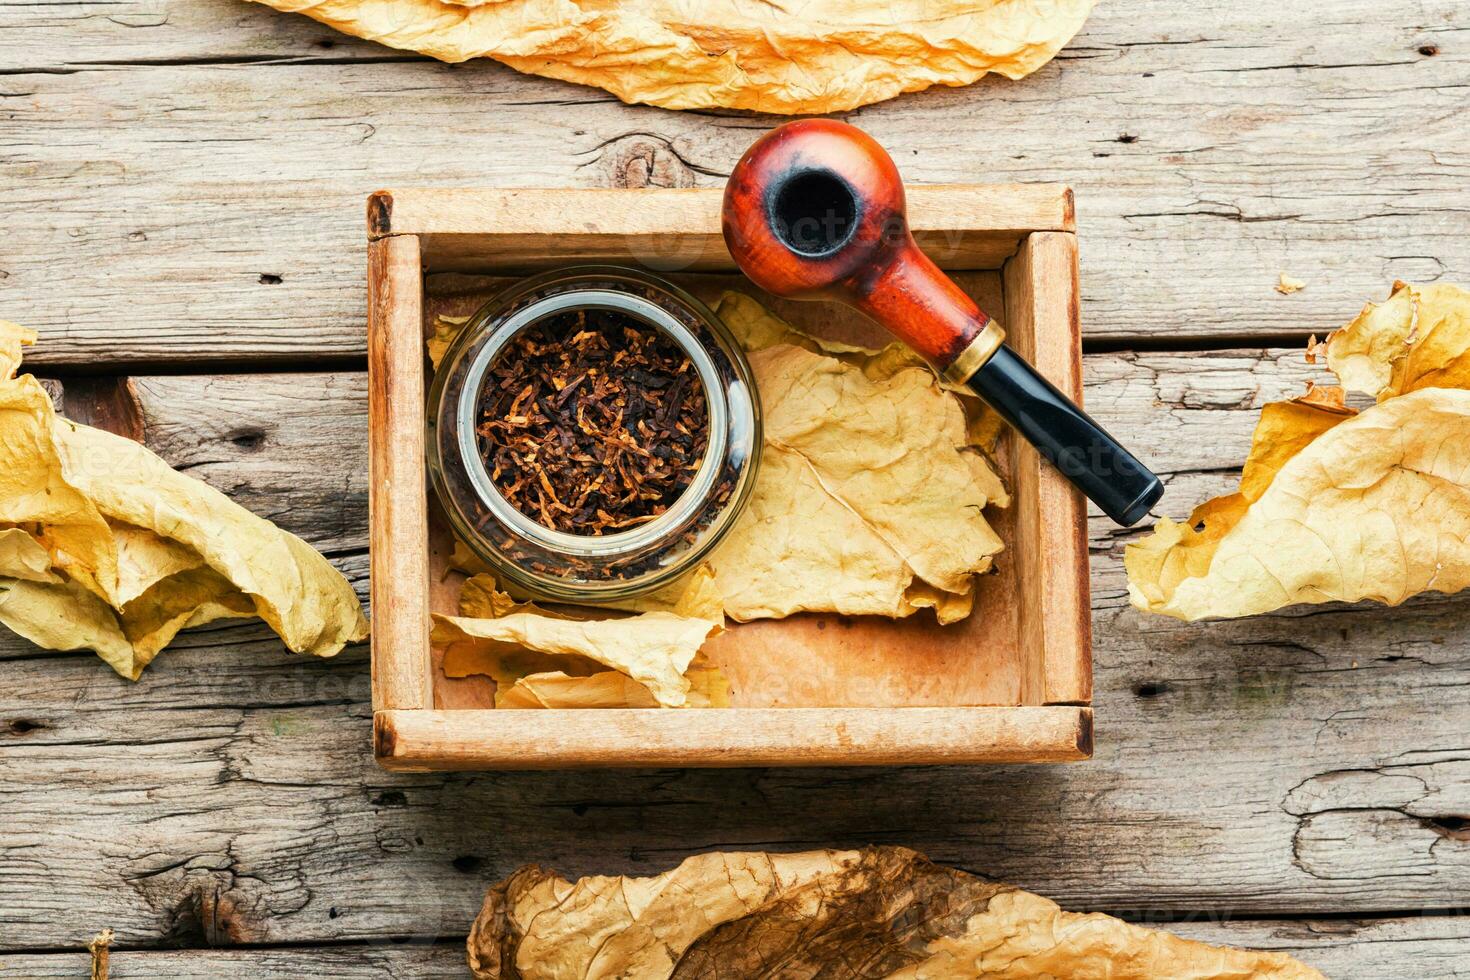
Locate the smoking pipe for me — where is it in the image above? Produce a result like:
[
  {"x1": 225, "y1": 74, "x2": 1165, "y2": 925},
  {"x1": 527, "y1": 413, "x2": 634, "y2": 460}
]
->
[{"x1": 721, "y1": 119, "x2": 1163, "y2": 527}]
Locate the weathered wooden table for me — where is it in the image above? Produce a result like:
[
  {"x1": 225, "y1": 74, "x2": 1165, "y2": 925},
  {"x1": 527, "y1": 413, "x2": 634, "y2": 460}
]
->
[{"x1": 3, "y1": 2, "x2": 1469, "y2": 976}]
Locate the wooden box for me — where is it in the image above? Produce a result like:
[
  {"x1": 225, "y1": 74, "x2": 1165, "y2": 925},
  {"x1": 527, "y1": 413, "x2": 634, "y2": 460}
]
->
[{"x1": 367, "y1": 187, "x2": 1092, "y2": 770}]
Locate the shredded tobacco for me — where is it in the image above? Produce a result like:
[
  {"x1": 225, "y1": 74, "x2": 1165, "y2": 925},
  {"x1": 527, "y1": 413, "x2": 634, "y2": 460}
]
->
[{"x1": 477, "y1": 310, "x2": 710, "y2": 535}]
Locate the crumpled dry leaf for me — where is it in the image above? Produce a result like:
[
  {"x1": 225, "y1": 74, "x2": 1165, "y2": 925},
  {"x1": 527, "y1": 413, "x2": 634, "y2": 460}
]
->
[
  {"x1": 697, "y1": 293, "x2": 1004, "y2": 623},
  {"x1": 467, "y1": 847, "x2": 1321, "y2": 979},
  {"x1": 0, "y1": 322, "x2": 368, "y2": 677},
  {"x1": 427, "y1": 313, "x2": 470, "y2": 372},
  {"x1": 1327, "y1": 281, "x2": 1470, "y2": 400},
  {"x1": 497, "y1": 665, "x2": 730, "y2": 709},
  {"x1": 249, "y1": 0, "x2": 1097, "y2": 114},
  {"x1": 437, "y1": 568, "x2": 724, "y2": 707},
  {"x1": 1128, "y1": 282, "x2": 1470, "y2": 620},
  {"x1": 1275, "y1": 272, "x2": 1306, "y2": 295}
]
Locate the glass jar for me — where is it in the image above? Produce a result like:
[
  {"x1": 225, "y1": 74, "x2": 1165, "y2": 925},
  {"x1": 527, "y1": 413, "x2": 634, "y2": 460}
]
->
[{"x1": 427, "y1": 265, "x2": 762, "y2": 603}]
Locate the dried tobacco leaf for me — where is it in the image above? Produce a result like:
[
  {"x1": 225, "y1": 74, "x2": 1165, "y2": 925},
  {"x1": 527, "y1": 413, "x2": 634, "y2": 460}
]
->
[
  {"x1": 1275, "y1": 273, "x2": 1306, "y2": 295},
  {"x1": 427, "y1": 313, "x2": 470, "y2": 372},
  {"x1": 467, "y1": 847, "x2": 1321, "y2": 979},
  {"x1": 694, "y1": 293, "x2": 1005, "y2": 623},
  {"x1": 1326, "y1": 282, "x2": 1470, "y2": 400},
  {"x1": 437, "y1": 568, "x2": 724, "y2": 707},
  {"x1": 1128, "y1": 282, "x2": 1470, "y2": 620},
  {"x1": 248, "y1": 0, "x2": 1096, "y2": 114},
  {"x1": 497, "y1": 665, "x2": 729, "y2": 709},
  {"x1": 0, "y1": 322, "x2": 368, "y2": 678}
]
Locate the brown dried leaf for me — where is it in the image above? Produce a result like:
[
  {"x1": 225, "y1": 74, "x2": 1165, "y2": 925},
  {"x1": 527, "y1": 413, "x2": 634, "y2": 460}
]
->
[
  {"x1": 248, "y1": 0, "x2": 1097, "y2": 114},
  {"x1": 467, "y1": 847, "x2": 1321, "y2": 979}
]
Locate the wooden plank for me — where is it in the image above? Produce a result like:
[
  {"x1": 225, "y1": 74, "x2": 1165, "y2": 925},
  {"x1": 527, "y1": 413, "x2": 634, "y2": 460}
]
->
[
  {"x1": 3, "y1": 917, "x2": 1470, "y2": 977},
  {"x1": 1171, "y1": 917, "x2": 1470, "y2": 979},
  {"x1": 2, "y1": 2, "x2": 1467, "y2": 366},
  {"x1": 370, "y1": 185, "x2": 1071, "y2": 273},
  {"x1": 127, "y1": 372, "x2": 367, "y2": 551},
  {"x1": 367, "y1": 236, "x2": 431, "y2": 711},
  {"x1": 375, "y1": 707, "x2": 1092, "y2": 771},
  {"x1": 1003, "y1": 232, "x2": 1092, "y2": 705},
  {"x1": 0, "y1": 946, "x2": 469, "y2": 979}
]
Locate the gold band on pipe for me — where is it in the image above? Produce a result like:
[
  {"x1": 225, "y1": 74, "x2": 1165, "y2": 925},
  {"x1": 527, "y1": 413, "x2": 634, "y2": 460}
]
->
[{"x1": 942, "y1": 319, "x2": 1006, "y2": 385}]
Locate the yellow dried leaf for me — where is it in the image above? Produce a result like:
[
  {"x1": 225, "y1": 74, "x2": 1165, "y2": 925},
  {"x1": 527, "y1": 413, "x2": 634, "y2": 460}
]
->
[
  {"x1": 716, "y1": 291, "x2": 870, "y2": 359},
  {"x1": 458, "y1": 573, "x2": 563, "y2": 620},
  {"x1": 887, "y1": 888, "x2": 1321, "y2": 979},
  {"x1": 0, "y1": 321, "x2": 36, "y2": 379},
  {"x1": 444, "y1": 569, "x2": 725, "y2": 707},
  {"x1": 1129, "y1": 281, "x2": 1470, "y2": 620},
  {"x1": 59, "y1": 421, "x2": 369, "y2": 661},
  {"x1": 702, "y1": 296, "x2": 1004, "y2": 622},
  {"x1": 467, "y1": 847, "x2": 1321, "y2": 979},
  {"x1": 248, "y1": 0, "x2": 1096, "y2": 114},
  {"x1": 1275, "y1": 272, "x2": 1306, "y2": 295},
  {"x1": 0, "y1": 328, "x2": 368, "y2": 677},
  {"x1": 498, "y1": 666, "x2": 729, "y2": 709},
  {"x1": 434, "y1": 607, "x2": 718, "y2": 707},
  {"x1": 0, "y1": 527, "x2": 55, "y2": 582},
  {"x1": 1323, "y1": 281, "x2": 1417, "y2": 397},
  {"x1": 111, "y1": 521, "x2": 207, "y2": 606},
  {"x1": 427, "y1": 313, "x2": 470, "y2": 371},
  {"x1": 1327, "y1": 281, "x2": 1470, "y2": 400},
  {"x1": 447, "y1": 537, "x2": 492, "y2": 577}
]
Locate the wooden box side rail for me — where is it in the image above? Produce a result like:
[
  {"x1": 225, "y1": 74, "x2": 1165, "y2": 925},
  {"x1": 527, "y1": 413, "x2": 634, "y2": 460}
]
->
[
  {"x1": 367, "y1": 186, "x2": 1075, "y2": 274},
  {"x1": 375, "y1": 707, "x2": 1093, "y2": 771},
  {"x1": 1003, "y1": 232, "x2": 1092, "y2": 706},
  {"x1": 367, "y1": 235, "x2": 433, "y2": 710}
]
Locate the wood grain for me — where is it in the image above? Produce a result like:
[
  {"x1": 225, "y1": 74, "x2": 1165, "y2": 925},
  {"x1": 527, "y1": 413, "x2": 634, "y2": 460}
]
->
[
  {"x1": 1004, "y1": 232, "x2": 1093, "y2": 706},
  {"x1": 3, "y1": 584, "x2": 1470, "y2": 941},
  {"x1": 372, "y1": 185, "x2": 1070, "y2": 274},
  {"x1": 367, "y1": 236, "x2": 432, "y2": 711},
  {"x1": 3, "y1": 916, "x2": 1468, "y2": 977},
  {"x1": 377, "y1": 707, "x2": 1092, "y2": 771}
]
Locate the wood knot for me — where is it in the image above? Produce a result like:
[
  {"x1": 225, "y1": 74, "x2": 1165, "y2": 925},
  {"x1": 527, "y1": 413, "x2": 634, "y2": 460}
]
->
[
  {"x1": 367, "y1": 191, "x2": 394, "y2": 237},
  {"x1": 229, "y1": 428, "x2": 268, "y2": 452},
  {"x1": 601, "y1": 136, "x2": 698, "y2": 189},
  {"x1": 1132, "y1": 680, "x2": 1170, "y2": 699}
]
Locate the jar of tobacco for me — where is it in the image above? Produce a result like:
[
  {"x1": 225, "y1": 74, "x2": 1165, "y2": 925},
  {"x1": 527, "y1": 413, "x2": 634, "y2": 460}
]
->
[{"x1": 427, "y1": 266, "x2": 762, "y2": 602}]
